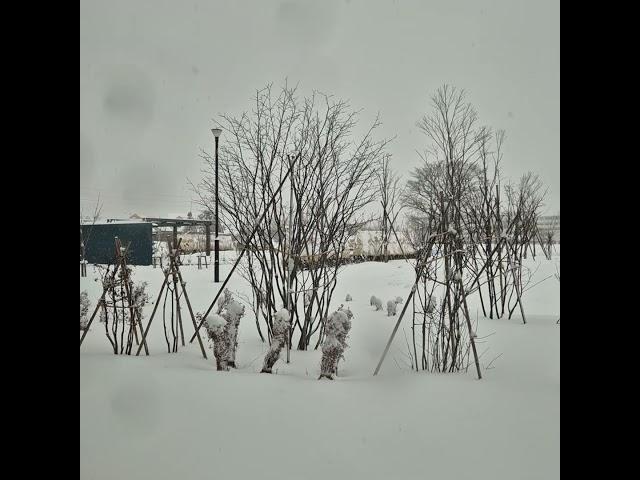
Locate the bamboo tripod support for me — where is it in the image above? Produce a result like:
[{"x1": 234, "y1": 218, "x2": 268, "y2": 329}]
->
[
  {"x1": 372, "y1": 217, "x2": 483, "y2": 379},
  {"x1": 80, "y1": 237, "x2": 149, "y2": 355},
  {"x1": 136, "y1": 239, "x2": 208, "y2": 358}
]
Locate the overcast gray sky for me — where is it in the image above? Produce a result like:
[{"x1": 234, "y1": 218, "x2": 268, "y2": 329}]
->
[{"x1": 80, "y1": 0, "x2": 559, "y2": 219}]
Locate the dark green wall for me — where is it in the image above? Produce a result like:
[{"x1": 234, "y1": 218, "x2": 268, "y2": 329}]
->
[{"x1": 81, "y1": 223, "x2": 153, "y2": 266}]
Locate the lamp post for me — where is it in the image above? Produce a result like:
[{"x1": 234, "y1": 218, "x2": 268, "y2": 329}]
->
[{"x1": 211, "y1": 128, "x2": 222, "y2": 282}]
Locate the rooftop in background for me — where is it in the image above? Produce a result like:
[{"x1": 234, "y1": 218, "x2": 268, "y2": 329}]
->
[
  {"x1": 106, "y1": 217, "x2": 213, "y2": 226},
  {"x1": 81, "y1": 219, "x2": 151, "y2": 226}
]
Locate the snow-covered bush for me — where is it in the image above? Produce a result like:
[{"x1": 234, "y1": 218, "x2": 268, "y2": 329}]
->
[
  {"x1": 387, "y1": 300, "x2": 397, "y2": 316},
  {"x1": 261, "y1": 308, "x2": 290, "y2": 373},
  {"x1": 202, "y1": 313, "x2": 229, "y2": 371},
  {"x1": 319, "y1": 309, "x2": 352, "y2": 380},
  {"x1": 339, "y1": 305, "x2": 353, "y2": 319},
  {"x1": 372, "y1": 296, "x2": 383, "y2": 311},
  {"x1": 345, "y1": 294, "x2": 352, "y2": 302},
  {"x1": 93, "y1": 264, "x2": 149, "y2": 355},
  {"x1": 394, "y1": 296, "x2": 403, "y2": 304},
  {"x1": 214, "y1": 289, "x2": 245, "y2": 369},
  {"x1": 370, "y1": 295, "x2": 377, "y2": 306},
  {"x1": 130, "y1": 281, "x2": 149, "y2": 324},
  {"x1": 223, "y1": 298, "x2": 245, "y2": 368},
  {"x1": 80, "y1": 291, "x2": 91, "y2": 331}
]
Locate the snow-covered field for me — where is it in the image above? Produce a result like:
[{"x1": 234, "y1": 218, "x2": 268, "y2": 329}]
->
[{"x1": 80, "y1": 250, "x2": 559, "y2": 480}]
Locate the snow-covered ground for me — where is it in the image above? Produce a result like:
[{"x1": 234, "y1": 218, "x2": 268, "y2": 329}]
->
[{"x1": 80, "y1": 250, "x2": 559, "y2": 480}]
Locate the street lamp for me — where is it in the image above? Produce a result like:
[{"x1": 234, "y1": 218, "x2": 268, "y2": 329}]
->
[{"x1": 211, "y1": 128, "x2": 222, "y2": 282}]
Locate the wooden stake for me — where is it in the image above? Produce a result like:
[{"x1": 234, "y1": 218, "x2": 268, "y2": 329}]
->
[
  {"x1": 457, "y1": 272, "x2": 482, "y2": 380},
  {"x1": 504, "y1": 239, "x2": 527, "y2": 324},
  {"x1": 175, "y1": 268, "x2": 208, "y2": 359},
  {"x1": 116, "y1": 239, "x2": 149, "y2": 355},
  {"x1": 80, "y1": 263, "x2": 120, "y2": 347}
]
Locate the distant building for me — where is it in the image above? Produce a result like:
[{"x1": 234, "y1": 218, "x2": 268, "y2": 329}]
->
[{"x1": 537, "y1": 215, "x2": 560, "y2": 243}]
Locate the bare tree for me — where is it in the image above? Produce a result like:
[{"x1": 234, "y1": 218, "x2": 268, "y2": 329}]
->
[
  {"x1": 194, "y1": 82, "x2": 388, "y2": 354},
  {"x1": 377, "y1": 155, "x2": 402, "y2": 262},
  {"x1": 396, "y1": 85, "x2": 550, "y2": 376},
  {"x1": 400, "y1": 85, "x2": 489, "y2": 375}
]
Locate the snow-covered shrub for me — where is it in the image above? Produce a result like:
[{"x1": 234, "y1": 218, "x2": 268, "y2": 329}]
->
[
  {"x1": 130, "y1": 281, "x2": 149, "y2": 324},
  {"x1": 215, "y1": 289, "x2": 245, "y2": 368},
  {"x1": 319, "y1": 309, "x2": 352, "y2": 380},
  {"x1": 370, "y1": 295, "x2": 376, "y2": 306},
  {"x1": 223, "y1": 298, "x2": 245, "y2": 368},
  {"x1": 339, "y1": 305, "x2": 353, "y2": 319},
  {"x1": 395, "y1": 296, "x2": 403, "y2": 304},
  {"x1": 387, "y1": 300, "x2": 397, "y2": 316},
  {"x1": 80, "y1": 291, "x2": 90, "y2": 331},
  {"x1": 372, "y1": 296, "x2": 383, "y2": 311},
  {"x1": 216, "y1": 288, "x2": 234, "y2": 312},
  {"x1": 261, "y1": 308, "x2": 290, "y2": 373},
  {"x1": 92, "y1": 264, "x2": 150, "y2": 355},
  {"x1": 345, "y1": 294, "x2": 352, "y2": 302},
  {"x1": 202, "y1": 313, "x2": 229, "y2": 371}
]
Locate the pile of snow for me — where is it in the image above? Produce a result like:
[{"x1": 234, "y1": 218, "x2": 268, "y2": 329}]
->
[{"x1": 205, "y1": 313, "x2": 227, "y2": 334}]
